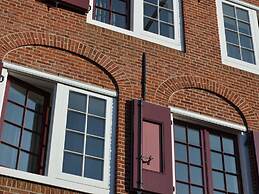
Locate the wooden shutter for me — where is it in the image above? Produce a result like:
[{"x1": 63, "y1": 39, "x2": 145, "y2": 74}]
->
[
  {"x1": 61, "y1": 0, "x2": 89, "y2": 11},
  {"x1": 252, "y1": 130, "x2": 259, "y2": 192},
  {"x1": 132, "y1": 99, "x2": 173, "y2": 194}
]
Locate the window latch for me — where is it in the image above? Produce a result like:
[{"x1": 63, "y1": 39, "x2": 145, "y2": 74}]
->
[{"x1": 0, "y1": 75, "x2": 4, "y2": 83}]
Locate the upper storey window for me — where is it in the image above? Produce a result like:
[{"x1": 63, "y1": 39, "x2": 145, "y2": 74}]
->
[{"x1": 217, "y1": 0, "x2": 259, "y2": 74}]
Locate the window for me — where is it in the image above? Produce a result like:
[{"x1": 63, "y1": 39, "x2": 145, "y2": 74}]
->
[
  {"x1": 217, "y1": 0, "x2": 259, "y2": 74},
  {"x1": 88, "y1": 0, "x2": 183, "y2": 49},
  {"x1": 0, "y1": 63, "x2": 115, "y2": 194},
  {"x1": 174, "y1": 121, "x2": 243, "y2": 194}
]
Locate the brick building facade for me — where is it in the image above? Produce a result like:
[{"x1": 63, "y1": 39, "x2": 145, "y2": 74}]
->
[{"x1": 0, "y1": 0, "x2": 259, "y2": 193}]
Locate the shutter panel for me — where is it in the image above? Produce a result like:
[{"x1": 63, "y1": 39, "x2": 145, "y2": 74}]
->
[
  {"x1": 132, "y1": 99, "x2": 173, "y2": 194},
  {"x1": 252, "y1": 130, "x2": 259, "y2": 192},
  {"x1": 61, "y1": 0, "x2": 89, "y2": 11}
]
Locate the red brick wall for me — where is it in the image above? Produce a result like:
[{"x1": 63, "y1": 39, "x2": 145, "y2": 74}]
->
[{"x1": 0, "y1": 0, "x2": 259, "y2": 193}]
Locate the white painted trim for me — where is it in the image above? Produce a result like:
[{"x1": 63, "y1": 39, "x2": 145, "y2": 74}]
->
[
  {"x1": 0, "y1": 69, "x2": 8, "y2": 118},
  {"x1": 3, "y1": 61, "x2": 117, "y2": 97},
  {"x1": 171, "y1": 114, "x2": 176, "y2": 194},
  {"x1": 170, "y1": 107, "x2": 247, "y2": 131},
  {"x1": 86, "y1": 0, "x2": 183, "y2": 50},
  {"x1": 226, "y1": 0, "x2": 259, "y2": 11}
]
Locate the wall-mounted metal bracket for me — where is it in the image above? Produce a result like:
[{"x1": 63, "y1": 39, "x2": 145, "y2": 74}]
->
[{"x1": 0, "y1": 75, "x2": 4, "y2": 83}]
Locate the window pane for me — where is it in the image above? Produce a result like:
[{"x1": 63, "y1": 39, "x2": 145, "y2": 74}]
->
[
  {"x1": 88, "y1": 97, "x2": 106, "y2": 117},
  {"x1": 145, "y1": 0, "x2": 158, "y2": 5},
  {"x1": 191, "y1": 186, "x2": 203, "y2": 194},
  {"x1": 21, "y1": 130, "x2": 40, "y2": 154},
  {"x1": 5, "y1": 102, "x2": 24, "y2": 126},
  {"x1": 2, "y1": 122, "x2": 21, "y2": 146},
  {"x1": 85, "y1": 136, "x2": 104, "y2": 158},
  {"x1": 144, "y1": 3, "x2": 158, "y2": 18},
  {"x1": 65, "y1": 131, "x2": 84, "y2": 153},
  {"x1": 224, "y1": 17, "x2": 237, "y2": 31},
  {"x1": 66, "y1": 110, "x2": 86, "y2": 132},
  {"x1": 62, "y1": 152, "x2": 82, "y2": 176},
  {"x1": 176, "y1": 183, "x2": 189, "y2": 194},
  {"x1": 24, "y1": 110, "x2": 42, "y2": 132},
  {"x1": 175, "y1": 143, "x2": 187, "y2": 162},
  {"x1": 87, "y1": 116, "x2": 105, "y2": 137},
  {"x1": 27, "y1": 91, "x2": 44, "y2": 112},
  {"x1": 238, "y1": 21, "x2": 251, "y2": 35},
  {"x1": 224, "y1": 155, "x2": 237, "y2": 173},
  {"x1": 222, "y1": 137, "x2": 234, "y2": 154},
  {"x1": 227, "y1": 44, "x2": 241, "y2": 60},
  {"x1": 176, "y1": 162, "x2": 188, "y2": 182},
  {"x1": 9, "y1": 83, "x2": 26, "y2": 105},
  {"x1": 174, "y1": 124, "x2": 186, "y2": 143},
  {"x1": 0, "y1": 144, "x2": 18, "y2": 168},
  {"x1": 95, "y1": 8, "x2": 109, "y2": 24},
  {"x1": 226, "y1": 174, "x2": 239, "y2": 193},
  {"x1": 112, "y1": 0, "x2": 127, "y2": 14},
  {"x1": 211, "y1": 152, "x2": 223, "y2": 170},
  {"x1": 225, "y1": 30, "x2": 239, "y2": 45},
  {"x1": 190, "y1": 166, "x2": 203, "y2": 186},
  {"x1": 68, "y1": 92, "x2": 87, "y2": 112},
  {"x1": 212, "y1": 171, "x2": 225, "y2": 190},
  {"x1": 188, "y1": 128, "x2": 200, "y2": 146},
  {"x1": 209, "y1": 134, "x2": 221, "y2": 151},
  {"x1": 223, "y1": 3, "x2": 235, "y2": 17},
  {"x1": 160, "y1": 23, "x2": 174, "y2": 39},
  {"x1": 84, "y1": 157, "x2": 103, "y2": 180},
  {"x1": 189, "y1": 147, "x2": 201, "y2": 165},
  {"x1": 144, "y1": 17, "x2": 158, "y2": 34},
  {"x1": 18, "y1": 151, "x2": 38, "y2": 173},
  {"x1": 96, "y1": 0, "x2": 109, "y2": 9},
  {"x1": 111, "y1": 13, "x2": 127, "y2": 29},
  {"x1": 240, "y1": 35, "x2": 253, "y2": 49},
  {"x1": 236, "y1": 8, "x2": 249, "y2": 22},
  {"x1": 159, "y1": 0, "x2": 173, "y2": 10},
  {"x1": 159, "y1": 8, "x2": 174, "y2": 23},
  {"x1": 213, "y1": 192, "x2": 225, "y2": 194},
  {"x1": 242, "y1": 49, "x2": 255, "y2": 64}
]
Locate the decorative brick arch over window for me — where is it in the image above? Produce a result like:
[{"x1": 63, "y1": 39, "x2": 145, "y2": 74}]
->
[
  {"x1": 155, "y1": 75, "x2": 259, "y2": 130},
  {"x1": 0, "y1": 31, "x2": 133, "y2": 98}
]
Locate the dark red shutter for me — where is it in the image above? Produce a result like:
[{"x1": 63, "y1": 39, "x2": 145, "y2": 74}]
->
[
  {"x1": 61, "y1": 0, "x2": 89, "y2": 10},
  {"x1": 252, "y1": 130, "x2": 259, "y2": 192},
  {"x1": 132, "y1": 99, "x2": 173, "y2": 194}
]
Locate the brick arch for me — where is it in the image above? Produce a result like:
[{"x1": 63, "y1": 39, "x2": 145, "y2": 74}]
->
[
  {"x1": 155, "y1": 75, "x2": 259, "y2": 130},
  {"x1": 0, "y1": 31, "x2": 133, "y2": 97}
]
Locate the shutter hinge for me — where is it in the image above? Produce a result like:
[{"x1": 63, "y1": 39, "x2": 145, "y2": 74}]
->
[{"x1": 0, "y1": 75, "x2": 4, "y2": 83}]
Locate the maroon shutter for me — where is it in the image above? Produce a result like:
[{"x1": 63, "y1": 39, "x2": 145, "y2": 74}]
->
[
  {"x1": 252, "y1": 130, "x2": 259, "y2": 188},
  {"x1": 62, "y1": 0, "x2": 89, "y2": 10},
  {"x1": 132, "y1": 99, "x2": 173, "y2": 194}
]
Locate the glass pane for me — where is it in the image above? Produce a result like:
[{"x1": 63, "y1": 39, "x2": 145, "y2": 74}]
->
[
  {"x1": 226, "y1": 174, "x2": 239, "y2": 193},
  {"x1": 66, "y1": 110, "x2": 86, "y2": 132},
  {"x1": 65, "y1": 131, "x2": 84, "y2": 153},
  {"x1": 190, "y1": 166, "x2": 203, "y2": 186},
  {"x1": 159, "y1": 8, "x2": 174, "y2": 23},
  {"x1": 21, "y1": 130, "x2": 40, "y2": 154},
  {"x1": 225, "y1": 30, "x2": 239, "y2": 45},
  {"x1": 223, "y1": 3, "x2": 235, "y2": 17},
  {"x1": 175, "y1": 162, "x2": 188, "y2": 182},
  {"x1": 236, "y1": 8, "x2": 249, "y2": 22},
  {"x1": 227, "y1": 44, "x2": 241, "y2": 60},
  {"x1": 87, "y1": 116, "x2": 105, "y2": 137},
  {"x1": 211, "y1": 152, "x2": 223, "y2": 170},
  {"x1": 62, "y1": 152, "x2": 82, "y2": 176},
  {"x1": 85, "y1": 136, "x2": 104, "y2": 158},
  {"x1": 209, "y1": 134, "x2": 221, "y2": 151},
  {"x1": 9, "y1": 83, "x2": 26, "y2": 105},
  {"x1": 111, "y1": 14, "x2": 127, "y2": 29},
  {"x1": 238, "y1": 21, "x2": 251, "y2": 35},
  {"x1": 144, "y1": 17, "x2": 158, "y2": 34},
  {"x1": 24, "y1": 110, "x2": 42, "y2": 132},
  {"x1": 240, "y1": 35, "x2": 253, "y2": 49},
  {"x1": 159, "y1": 0, "x2": 173, "y2": 10},
  {"x1": 174, "y1": 124, "x2": 186, "y2": 143},
  {"x1": 145, "y1": 0, "x2": 158, "y2": 5},
  {"x1": 213, "y1": 192, "x2": 225, "y2": 194},
  {"x1": 212, "y1": 171, "x2": 225, "y2": 190},
  {"x1": 224, "y1": 155, "x2": 237, "y2": 173},
  {"x1": 68, "y1": 92, "x2": 87, "y2": 112},
  {"x1": 88, "y1": 97, "x2": 106, "y2": 117},
  {"x1": 2, "y1": 122, "x2": 21, "y2": 146},
  {"x1": 95, "y1": 8, "x2": 109, "y2": 24},
  {"x1": 191, "y1": 186, "x2": 203, "y2": 194},
  {"x1": 0, "y1": 144, "x2": 18, "y2": 168},
  {"x1": 18, "y1": 151, "x2": 38, "y2": 173},
  {"x1": 144, "y1": 3, "x2": 158, "y2": 18},
  {"x1": 242, "y1": 49, "x2": 255, "y2": 64},
  {"x1": 224, "y1": 17, "x2": 237, "y2": 31},
  {"x1": 188, "y1": 128, "x2": 200, "y2": 146},
  {"x1": 5, "y1": 102, "x2": 24, "y2": 126},
  {"x1": 176, "y1": 182, "x2": 189, "y2": 194},
  {"x1": 84, "y1": 157, "x2": 103, "y2": 180},
  {"x1": 222, "y1": 137, "x2": 234, "y2": 154},
  {"x1": 175, "y1": 143, "x2": 187, "y2": 162},
  {"x1": 27, "y1": 91, "x2": 44, "y2": 112},
  {"x1": 112, "y1": 0, "x2": 127, "y2": 14},
  {"x1": 96, "y1": 0, "x2": 109, "y2": 9},
  {"x1": 160, "y1": 22, "x2": 174, "y2": 39},
  {"x1": 189, "y1": 147, "x2": 201, "y2": 165}
]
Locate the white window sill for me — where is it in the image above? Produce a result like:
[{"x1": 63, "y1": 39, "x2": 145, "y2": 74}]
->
[{"x1": 0, "y1": 167, "x2": 110, "y2": 194}]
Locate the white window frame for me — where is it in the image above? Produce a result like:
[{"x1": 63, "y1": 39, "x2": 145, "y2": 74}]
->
[
  {"x1": 0, "y1": 62, "x2": 116, "y2": 194},
  {"x1": 216, "y1": 0, "x2": 259, "y2": 74},
  {"x1": 87, "y1": 0, "x2": 183, "y2": 50}
]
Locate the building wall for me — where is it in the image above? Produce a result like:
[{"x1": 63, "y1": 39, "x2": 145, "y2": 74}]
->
[{"x1": 0, "y1": 0, "x2": 259, "y2": 193}]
